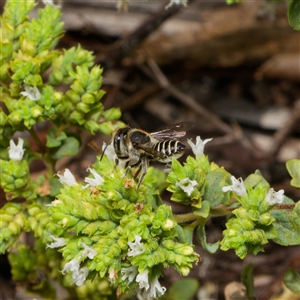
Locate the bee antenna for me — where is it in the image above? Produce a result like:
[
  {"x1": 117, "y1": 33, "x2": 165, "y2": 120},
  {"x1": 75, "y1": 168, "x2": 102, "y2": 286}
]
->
[{"x1": 100, "y1": 142, "x2": 109, "y2": 161}]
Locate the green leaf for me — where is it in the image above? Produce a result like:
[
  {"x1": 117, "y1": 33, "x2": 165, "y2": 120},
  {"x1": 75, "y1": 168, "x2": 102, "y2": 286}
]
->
[
  {"x1": 286, "y1": 159, "x2": 300, "y2": 188},
  {"x1": 49, "y1": 177, "x2": 62, "y2": 197},
  {"x1": 46, "y1": 128, "x2": 67, "y2": 148},
  {"x1": 270, "y1": 203, "x2": 300, "y2": 246},
  {"x1": 193, "y1": 200, "x2": 210, "y2": 218},
  {"x1": 50, "y1": 136, "x2": 80, "y2": 160},
  {"x1": 288, "y1": 0, "x2": 300, "y2": 31},
  {"x1": 161, "y1": 278, "x2": 199, "y2": 300},
  {"x1": 205, "y1": 168, "x2": 231, "y2": 206},
  {"x1": 244, "y1": 170, "x2": 269, "y2": 190},
  {"x1": 283, "y1": 267, "x2": 300, "y2": 293},
  {"x1": 241, "y1": 264, "x2": 255, "y2": 300},
  {"x1": 196, "y1": 220, "x2": 220, "y2": 253}
]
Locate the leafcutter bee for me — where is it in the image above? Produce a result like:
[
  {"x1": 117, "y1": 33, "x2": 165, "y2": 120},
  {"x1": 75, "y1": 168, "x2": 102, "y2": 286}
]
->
[{"x1": 104, "y1": 122, "x2": 193, "y2": 187}]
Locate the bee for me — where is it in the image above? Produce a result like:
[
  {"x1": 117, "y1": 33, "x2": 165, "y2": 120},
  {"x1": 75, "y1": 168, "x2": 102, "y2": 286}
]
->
[{"x1": 106, "y1": 122, "x2": 193, "y2": 187}]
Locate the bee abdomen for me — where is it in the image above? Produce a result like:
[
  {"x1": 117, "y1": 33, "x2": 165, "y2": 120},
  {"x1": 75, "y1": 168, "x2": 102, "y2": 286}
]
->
[{"x1": 155, "y1": 140, "x2": 185, "y2": 162}]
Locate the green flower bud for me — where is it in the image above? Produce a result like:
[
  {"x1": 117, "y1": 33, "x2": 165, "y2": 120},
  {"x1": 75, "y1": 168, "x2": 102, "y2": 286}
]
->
[
  {"x1": 76, "y1": 102, "x2": 89, "y2": 113},
  {"x1": 162, "y1": 240, "x2": 175, "y2": 250},
  {"x1": 20, "y1": 38, "x2": 36, "y2": 56},
  {"x1": 14, "y1": 178, "x2": 27, "y2": 189},
  {"x1": 31, "y1": 106, "x2": 43, "y2": 118},
  {"x1": 248, "y1": 209, "x2": 259, "y2": 221},
  {"x1": 236, "y1": 245, "x2": 247, "y2": 259},
  {"x1": 0, "y1": 62, "x2": 10, "y2": 81},
  {"x1": 4, "y1": 203, "x2": 21, "y2": 215},
  {"x1": 162, "y1": 218, "x2": 176, "y2": 230},
  {"x1": 0, "y1": 213, "x2": 13, "y2": 223},
  {"x1": 8, "y1": 110, "x2": 24, "y2": 126},
  {"x1": 180, "y1": 266, "x2": 190, "y2": 276},
  {"x1": 8, "y1": 221, "x2": 21, "y2": 235},
  {"x1": 103, "y1": 107, "x2": 121, "y2": 121},
  {"x1": 72, "y1": 81, "x2": 85, "y2": 95},
  {"x1": 233, "y1": 207, "x2": 248, "y2": 219},
  {"x1": 66, "y1": 90, "x2": 80, "y2": 104},
  {"x1": 1, "y1": 227, "x2": 11, "y2": 240},
  {"x1": 258, "y1": 213, "x2": 275, "y2": 226},
  {"x1": 82, "y1": 93, "x2": 95, "y2": 104},
  {"x1": 240, "y1": 219, "x2": 254, "y2": 230}
]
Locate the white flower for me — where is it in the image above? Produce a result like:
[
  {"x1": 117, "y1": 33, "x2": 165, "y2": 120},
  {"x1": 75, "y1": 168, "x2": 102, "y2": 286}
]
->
[
  {"x1": 121, "y1": 266, "x2": 138, "y2": 283},
  {"x1": 61, "y1": 258, "x2": 80, "y2": 275},
  {"x1": 45, "y1": 199, "x2": 62, "y2": 207},
  {"x1": 222, "y1": 176, "x2": 247, "y2": 196},
  {"x1": 265, "y1": 188, "x2": 284, "y2": 205},
  {"x1": 165, "y1": 0, "x2": 188, "y2": 10},
  {"x1": 137, "y1": 276, "x2": 167, "y2": 300},
  {"x1": 136, "y1": 271, "x2": 150, "y2": 290},
  {"x1": 128, "y1": 235, "x2": 145, "y2": 257},
  {"x1": 61, "y1": 258, "x2": 88, "y2": 286},
  {"x1": 71, "y1": 267, "x2": 89, "y2": 286},
  {"x1": 56, "y1": 169, "x2": 77, "y2": 186},
  {"x1": 83, "y1": 168, "x2": 104, "y2": 189},
  {"x1": 46, "y1": 234, "x2": 66, "y2": 249},
  {"x1": 102, "y1": 142, "x2": 116, "y2": 162},
  {"x1": 81, "y1": 242, "x2": 97, "y2": 259},
  {"x1": 8, "y1": 138, "x2": 25, "y2": 161},
  {"x1": 149, "y1": 277, "x2": 167, "y2": 298},
  {"x1": 102, "y1": 142, "x2": 127, "y2": 169},
  {"x1": 176, "y1": 178, "x2": 198, "y2": 196},
  {"x1": 20, "y1": 85, "x2": 41, "y2": 101},
  {"x1": 42, "y1": 0, "x2": 62, "y2": 8},
  {"x1": 187, "y1": 136, "x2": 212, "y2": 157}
]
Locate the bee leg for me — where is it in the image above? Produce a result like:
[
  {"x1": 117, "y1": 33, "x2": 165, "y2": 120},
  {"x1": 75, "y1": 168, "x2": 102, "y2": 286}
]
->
[
  {"x1": 137, "y1": 156, "x2": 148, "y2": 188},
  {"x1": 122, "y1": 161, "x2": 131, "y2": 177},
  {"x1": 123, "y1": 160, "x2": 141, "y2": 178}
]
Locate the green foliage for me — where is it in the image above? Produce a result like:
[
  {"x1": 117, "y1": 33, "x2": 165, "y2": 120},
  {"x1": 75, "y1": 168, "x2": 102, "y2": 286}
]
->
[
  {"x1": 270, "y1": 201, "x2": 300, "y2": 246},
  {"x1": 160, "y1": 278, "x2": 199, "y2": 300},
  {"x1": 286, "y1": 159, "x2": 300, "y2": 188},
  {"x1": 241, "y1": 264, "x2": 254, "y2": 300},
  {"x1": 283, "y1": 268, "x2": 300, "y2": 293},
  {"x1": 288, "y1": 0, "x2": 300, "y2": 31}
]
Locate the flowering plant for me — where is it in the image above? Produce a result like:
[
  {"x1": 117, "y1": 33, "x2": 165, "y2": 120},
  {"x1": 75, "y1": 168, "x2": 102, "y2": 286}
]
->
[{"x1": 0, "y1": 1, "x2": 299, "y2": 299}]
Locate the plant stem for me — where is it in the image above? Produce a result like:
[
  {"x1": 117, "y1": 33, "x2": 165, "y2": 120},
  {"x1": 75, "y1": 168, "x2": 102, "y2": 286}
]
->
[{"x1": 28, "y1": 127, "x2": 56, "y2": 176}]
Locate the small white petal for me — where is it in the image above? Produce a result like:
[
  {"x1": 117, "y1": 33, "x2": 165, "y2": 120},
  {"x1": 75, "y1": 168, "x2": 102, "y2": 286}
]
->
[
  {"x1": 176, "y1": 178, "x2": 198, "y2": 196},
  {"x1": 166, "y1": 0, "x2": 188, "y2": 10},
  {"x1": 121, "y1": 266, "x2": 138, "y2": 283},
  {"x1": 149, "y1": 277, "x2": 167, "y2": 298},
  {"x1": 46, "y1": 234, "x2": 66, "y2": 249},
  {"x1": 41, "y1": 0, "x2": 61, "y2": 8},
  {"x1": 83, "y1": 168, "x2": 104, "y2": 189},
  {"x1": 56, "y1": 169, "x2": 77, "y2": 186},
  {"x1": 8, "y1": 138, "x2": 25, "y2": 161},
  {"x1": 136, "y1": 271, "x2": 150, "y2": 291},
  {"x1": 222, "y1": 176, "x2": 247, "y2": 196},
  {"x1": 128, "y1": 235, "x2": 145, "y2": 257},
  {"x1": 102, "y1": 142, "x2": 116, "y2": 162},
  {"x1": 81, "y1": 242, "x2": 97, "y2": 259},
  {"x1": 20, "y1": 85, "x2": 41, "y2": 101},
  {"x1": 265, "y1": 188, "x2": 284, "y2": 205},
  {"x1": 61, "y1": 258, "x2": 80, "y2": 275},
  {"x1": 187, "y1": 136, "x2": 212, "y2": 157},
  {"x1": 72, "y1": 267, "x2": 89, "y2": 286}
]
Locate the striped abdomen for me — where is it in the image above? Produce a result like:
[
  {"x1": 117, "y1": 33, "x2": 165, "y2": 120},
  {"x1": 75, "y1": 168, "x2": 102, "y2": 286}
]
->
[{"x1": 153, "y1": 140, "x2": 185, "y2": 163}]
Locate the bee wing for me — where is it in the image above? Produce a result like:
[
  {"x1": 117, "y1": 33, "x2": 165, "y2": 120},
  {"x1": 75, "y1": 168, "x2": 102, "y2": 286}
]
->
[
  {"x1": 136, "y1": 145, "x2": 166, "y2": 159},
  {"x1": 150, "y1": 122, "x2": 194, "y2": 140}
]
